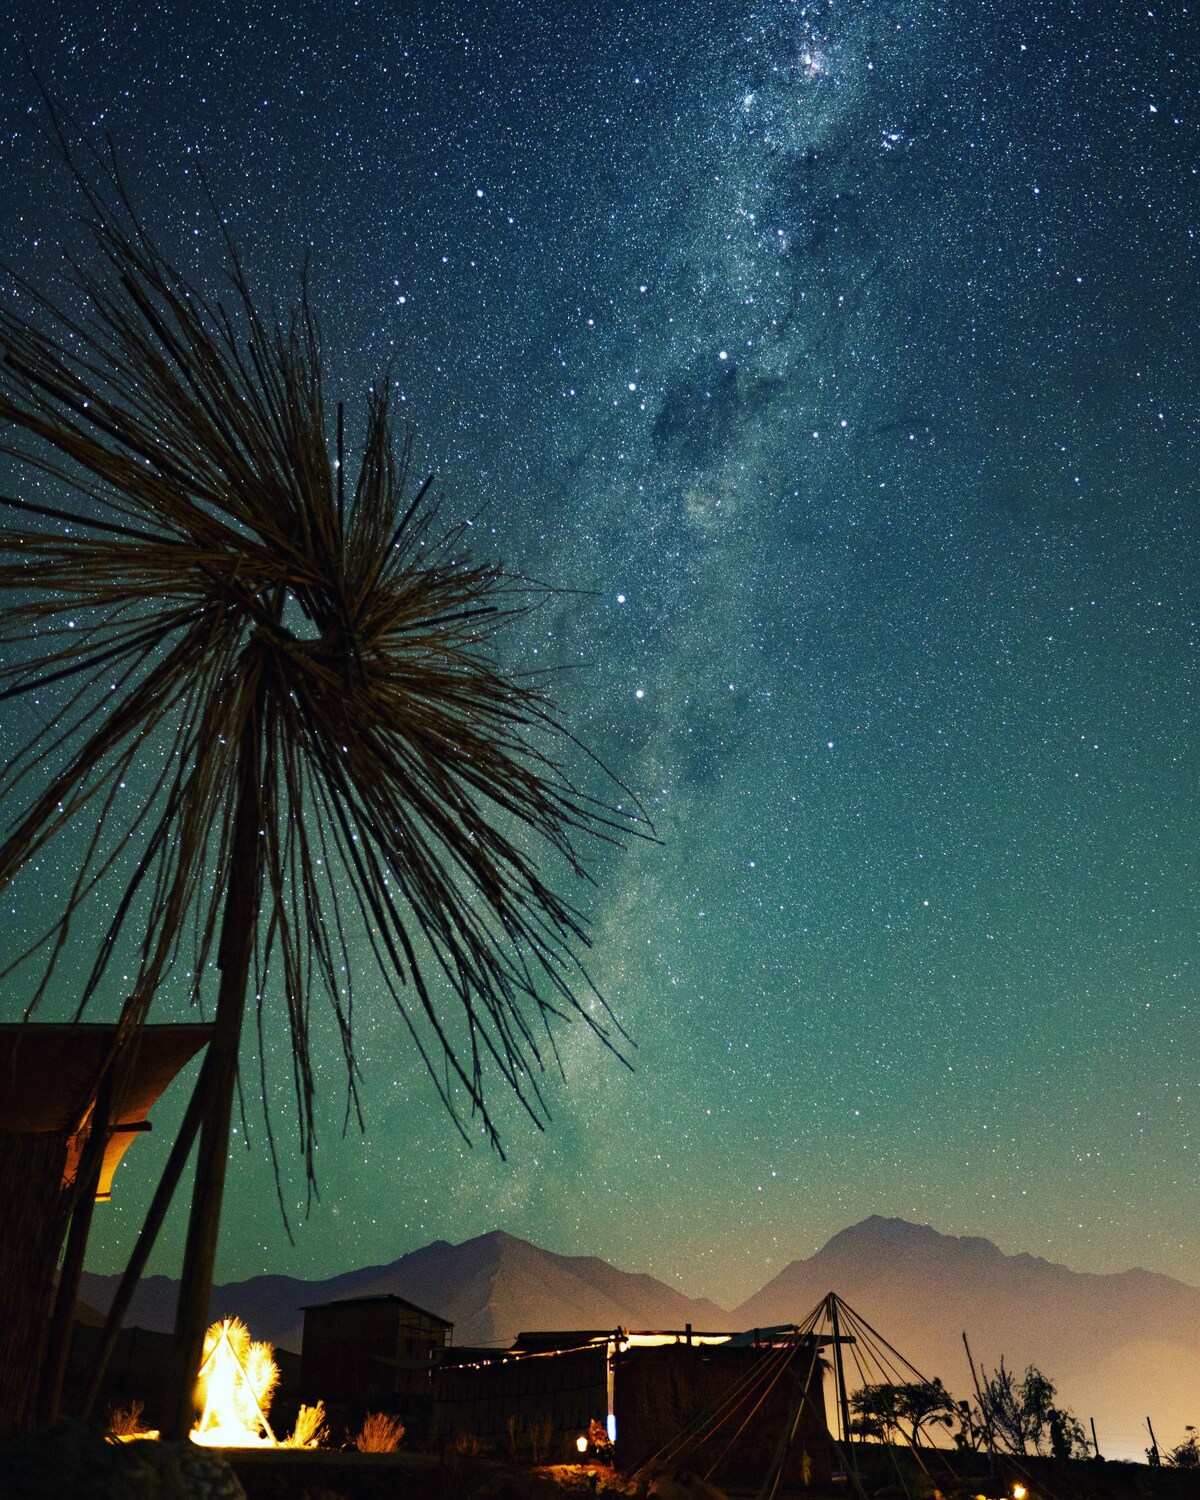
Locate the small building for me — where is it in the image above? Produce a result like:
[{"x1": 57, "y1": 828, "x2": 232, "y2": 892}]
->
[
  {"x1": 433, "y1": 1327, "x2": 833, "y2": 1486},
  {"x1": 300, "y1": 1294, "x2": 453, "y2": 1426}
]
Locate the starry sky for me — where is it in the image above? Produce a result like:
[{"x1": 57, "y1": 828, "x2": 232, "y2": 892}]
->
[{"x1": 0, "y1": 0, "x2": 1196, "y2": 1311}]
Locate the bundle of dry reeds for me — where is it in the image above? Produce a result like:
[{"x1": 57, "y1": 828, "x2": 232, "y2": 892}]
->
[
  {"x1": 0, "y1": 129, "x2": 643, "y2": 1174},
  {"x1": 0, "y1": 119, "x2": 647, "y2": 1433}
]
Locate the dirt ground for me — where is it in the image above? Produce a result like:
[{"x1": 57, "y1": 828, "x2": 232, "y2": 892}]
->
[
  {"x1": 5, "y1": 1426, "x2": 1200, "y2": 1500},
  {"x1": 229, "y1": 1449, "x2": 656, "y2": 1499},
  {"x1": 226, "y1": 1446, "x2": 1200, "y2": 1500}
]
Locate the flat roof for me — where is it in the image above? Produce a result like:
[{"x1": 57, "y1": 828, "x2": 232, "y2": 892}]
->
[
  {"x1": 504, "y1": 1326, "x2": 825, "y2": 1355},
  {"x1": 301, "y1": 1293, "x2": 453, "y2": 1326}
]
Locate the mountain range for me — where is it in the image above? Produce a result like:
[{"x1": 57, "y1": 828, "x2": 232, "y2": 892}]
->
[
  {"x1": 80, "y1": 1216, "x2": 1199, "y2": 1460},
  {"x1": 80, "y1": 1228, "x2": 727, "y2": 1353},
  {"x1": 733, "y1": 1217, "x2": 1200, "y2": 1459}
]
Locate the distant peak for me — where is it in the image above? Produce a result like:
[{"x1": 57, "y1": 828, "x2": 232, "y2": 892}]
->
[
  {"x1": 816, "y1": 1216, "x2": 1007, "y2": 1261},
  {"x1": 456, "y1": 1228, "x2": 540, "y2": 1254},
  {"x1": 820, "y1": 1216, "x2": 942, "y2": 1249}
]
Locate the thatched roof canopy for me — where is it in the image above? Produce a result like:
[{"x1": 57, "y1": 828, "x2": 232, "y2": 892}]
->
[{"x1": 0, "y1": 1022, "x2": 211, "y2": 1199}]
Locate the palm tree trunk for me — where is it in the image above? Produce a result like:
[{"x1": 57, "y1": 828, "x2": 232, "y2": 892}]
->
[{"x1": 165, "y1": 694, "x2": 264, "y2": 1438}]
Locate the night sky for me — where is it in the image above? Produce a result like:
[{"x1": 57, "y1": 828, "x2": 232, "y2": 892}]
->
[{"x1": 1, "y1": 0, "x2": 1197, "y2": 1312}]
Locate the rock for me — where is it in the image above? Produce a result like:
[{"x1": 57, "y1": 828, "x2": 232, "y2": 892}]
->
[{"x1": 0, "y1": 1421, "x2": 246, "y2": 1500}]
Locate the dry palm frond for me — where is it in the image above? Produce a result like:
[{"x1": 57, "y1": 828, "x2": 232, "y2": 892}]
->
[
  {"x1": 243, "y1": 1339, "x2": 281, "y2": 1421},
  {"x1": 0, "y1": 129, "x2": 647, "y2": 1194}
]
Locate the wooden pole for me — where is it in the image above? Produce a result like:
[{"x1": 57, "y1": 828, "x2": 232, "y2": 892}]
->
[
  {"x1": 80, "y1": 1062, "x2": 208, "y2": 1418},
  {"x1": 165, "y1": 690, "x2": 264, "y2": 1438},
  {"x1": 829, "y1": 1294, "x2": 852, "y2": 1449},
  {"x1": 36, "y1": 1066, "x2": 116, "y2": 1424},
  {"x1": 0, "y1": 1129, "x2": 73, "y2": 1434},
  {"x1": 763, "y1": 1337, "x2": 819, "y2": 1500}
]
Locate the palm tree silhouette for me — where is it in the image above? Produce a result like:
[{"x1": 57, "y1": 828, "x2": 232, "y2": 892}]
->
[{"x1": 0, "y1": 137, "x2": 641, "y2": 1432}]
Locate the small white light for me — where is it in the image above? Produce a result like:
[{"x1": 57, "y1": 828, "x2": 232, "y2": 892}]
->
[{"x1": 576, "y1": 1435, "x2": 588, "y2": 1453}]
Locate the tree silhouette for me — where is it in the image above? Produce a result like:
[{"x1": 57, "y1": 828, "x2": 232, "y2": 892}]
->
[
  {"x1": 1165, "y1": 1428, "x2": 1200, "y2": 1469},
  {"x1": 0, "y1": 132, "x2": 643, "y2": 1431},
  {"x1": 975, "y1": 1359, "x2": 1088, "y2": 1459},
  {"x1": 849, "y1": 1379, "x2": 957, "y2": 1447}
]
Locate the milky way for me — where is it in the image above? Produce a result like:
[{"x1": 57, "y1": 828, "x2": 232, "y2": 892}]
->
[{"x1": 0, "y1": 1, "x2": 1196, "y2": 1312}]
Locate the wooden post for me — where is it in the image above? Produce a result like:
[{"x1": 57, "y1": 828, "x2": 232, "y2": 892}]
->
[
  {"x1": 0, "y1": 1129, "x2": 73, "y2": 1434},
  {"x1": 829, "y1": 1295, "x2": 852, "y2": 1449},
  {"x1": 37, "y1": 1066, "x2": 117, "y2": 1423},
  {"x1": 165, "y1": 691, "x2": 264, "y2": 1438},
  {"x1": 81, "y1": 1063, "x2": 208, "y2": 1418}
]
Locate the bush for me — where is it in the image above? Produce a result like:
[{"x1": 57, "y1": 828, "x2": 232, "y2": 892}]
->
[
  {"x1": 503, "y1": 1414, "x2": 553, "y2": 1463},
  {"x1": 355, "y1": 1412, "x2": 406, "y2": 1453},
  {"x1": 587, "y1": 1418, "x2": 613, "y2": 1463},
  {"x1": 284, "y1": 1400, "x2": 329, "y2": 1449},
  {"x1": 1166, "y1": 1428, "x2": 1200, "y2": 1469},
  {"x1": 106, "y1": 1400, "x2": 149, "y2": 1438}
]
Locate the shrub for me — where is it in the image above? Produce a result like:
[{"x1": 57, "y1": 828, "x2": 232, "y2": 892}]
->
[
  {"x1": 355, "y1": 1412, "x2": 406, "y2": 1453},
  {"x1": 284, "y1": 1400, "x2": 329, "y2": 1449},
  {"x1": 587, "y1": 1418, "x2": 614, "y2": 1463},
  {"x1": 1166, "y1": 1428, "x2": 1200, "y2": 1469},
  {"x1": 502, "y1": 1414, "x2": 555, "y2": 1463},
  {"x1": 107, "y1": 1400, "x2": 149, "y2": 1438},
  {"x1": 527, "y1": 1415, "x2": 552, "y2": 1465}
]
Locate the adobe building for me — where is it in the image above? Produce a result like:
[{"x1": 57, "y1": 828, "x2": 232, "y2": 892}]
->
[
  {"x1": 433, "y1": 1326, "x2": 833, "y2": 1487},
  {"x1": 300, "y1": 1293, "x2": 453, "y2": 1429}
]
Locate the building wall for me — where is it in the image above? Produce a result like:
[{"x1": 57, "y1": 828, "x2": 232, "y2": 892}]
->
[
  {"x1": 433, "y1": 1338, "x2": 833, "y2": 1486},
  {"x1": 614, "y1": 1342, "x2": 832, "y2": 1487},
  {"x1": 434, "y1": 1345, "x2": 608, "y2": 1457},
  {"x1": 300, "y1": 1300, "x2": 450, "y2": 1413}
]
